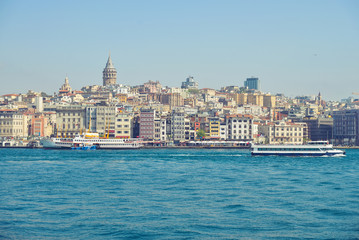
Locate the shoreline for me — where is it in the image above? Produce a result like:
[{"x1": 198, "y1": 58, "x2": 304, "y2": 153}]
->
[{"x1": 1, "y1": 146, "x2": 359, "y2": 149}]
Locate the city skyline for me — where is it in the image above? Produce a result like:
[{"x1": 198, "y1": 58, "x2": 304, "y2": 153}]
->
[{"x1": 0, "y1": 0, "x2": 358, "y2": 100}]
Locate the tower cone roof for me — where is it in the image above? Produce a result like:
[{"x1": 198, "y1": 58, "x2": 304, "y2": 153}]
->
[{"x1": 105, "y1": 53, "x2": 115, "y2": 69}]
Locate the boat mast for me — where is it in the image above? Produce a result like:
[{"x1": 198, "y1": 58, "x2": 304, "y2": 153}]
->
[
  {"x1": 88, "y1": 110, "x2": 92, "y2": 133},
  {"x1": 106, "y1": 116, "x2": 110, "y2": 139}
]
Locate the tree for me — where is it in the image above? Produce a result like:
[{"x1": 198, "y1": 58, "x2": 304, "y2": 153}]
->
[
  {"x1": 196, "y1": 129, "x2": 206, "y2": 140},
  {"x1": 188, "y1": 88, "x2": 200, "y2": 95}
]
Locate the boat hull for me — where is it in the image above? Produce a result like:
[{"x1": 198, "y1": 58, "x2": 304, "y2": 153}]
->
[
  {"x1": 251, "y1": 143, "x2": 345, "y2": 157},
  {"x1": 40, "y1": 137, "x2": 143, "y2": 149},
  {"x1": 251, "y1": 151, "x2": 345, "y2": 156}
]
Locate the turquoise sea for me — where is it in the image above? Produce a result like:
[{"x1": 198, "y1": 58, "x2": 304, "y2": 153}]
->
[{"x1": 0, "y1": 148, "x2": 358, "y2": 239}]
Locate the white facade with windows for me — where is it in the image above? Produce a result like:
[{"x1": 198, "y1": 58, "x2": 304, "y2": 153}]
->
[
  {"x1": 258, "y1": 121, "x2": 305, "y2": 144},
  {"x1": 0, "y1": 110, "x2": 28, "y2": 138},
  {"x1": 56, "y1": 106, "x2": 86, "y2": 138},
  {"x1": 171, "y1": 110, "x2": 186, "y2": 142},
  {"x1": 226, "y1": 114, "x2": 254, "y2": 140}
]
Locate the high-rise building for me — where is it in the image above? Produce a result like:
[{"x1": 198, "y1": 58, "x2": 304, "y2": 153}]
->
[
  {"x1": 244, "y1": 77, "x2": 260, "y2": 90},
  {"x1": 103, "y1": 53, "x2": 117, "y2": 86}
]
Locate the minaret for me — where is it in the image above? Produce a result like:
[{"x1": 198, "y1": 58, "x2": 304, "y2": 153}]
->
[
  {"x1": 103, "y1": 53, "x2": 117, "y2": 86},
  {"x1": 317, "y1": 92, "x2": 322, "y2": 106}
]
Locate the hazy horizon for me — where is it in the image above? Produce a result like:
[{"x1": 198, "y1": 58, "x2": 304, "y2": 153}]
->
[{"x1": 0, "y1": 0, "x2": 358, "y2": 101}]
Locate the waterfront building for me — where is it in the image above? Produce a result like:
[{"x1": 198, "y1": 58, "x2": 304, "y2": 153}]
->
[
  {"x1": 85, "y1": 107, "x2": 97, "y2": 133},
  {"x1": 226, "y1": 114, "x2": 254, "y2": 141},
  {"x1": 43, "y1": 111, "x2": 56, "y2": 136},
  {"x1": 191, "y1": 114, "x2": 210, "y2": 134},
  {"x1": 244, "y1": 77, "x2": 260, "y2": 90},
  {"x1": 56, "y1": 106, "x2": 86, "y2": 138},
  {"x1": 181, "y1": 76, "x2": 199, "y2": 89},
  {"x1": 300, "y1": 117, "x2": 333, "y2": 141},
  {"x1": 171, "y1": 109, "x2": 186, "y2": 142},
  {"x1": 103, "y1": 54, "x2": 117, "y2": 86},
  {"x1": 333, "y1": 109, "x2": 359, "y2": 145},
  {"x1": 115, "y1": 112, "x2": 133, "y2": 138},
  {"x1": 0, "y1": 109, "x2": 28, "y2": 138},
  {"x1": 184, "y1": 117, "x2": 195, "y2": 141},
  {"x1": 29, "y1": 113, "x2": 49, "y2": 137},
  {"x1": 209, "y1": 117, "x2": 221, "y2": 139},
  {"x1": 219, "y1": 123, "x2": 228, "y2": 140},
  {"x1": 258, "y1": 121, "x2": 305, "y2": 144},
  {"x1": 139, "y1": 109, "x2": 156, "y2": 140},
  {"x1": 95, "y1": 106, "x2": 117, "y2": 138},
  {"x1": 153, "y1": 117, "x2": 166, "y2": 142}
]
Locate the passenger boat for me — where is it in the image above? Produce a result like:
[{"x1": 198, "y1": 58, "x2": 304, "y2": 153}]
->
[
  {"x1": 251, "y1": 141, "x2": 345, "y2": 156},
  {"x1": 40, "y1": 132, "x2": 143, "y2": 149}
]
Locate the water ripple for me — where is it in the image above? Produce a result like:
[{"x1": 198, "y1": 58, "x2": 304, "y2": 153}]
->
[{"x1": 0, "y1": 148, "x2": 359, "y2": 239}]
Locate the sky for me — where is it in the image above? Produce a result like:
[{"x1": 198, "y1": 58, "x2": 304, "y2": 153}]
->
[{"x1": 0, "y1": 0, "x2": 358, "y2": 100}]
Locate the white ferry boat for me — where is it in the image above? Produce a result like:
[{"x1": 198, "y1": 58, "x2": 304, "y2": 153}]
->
[
  {"x1": 40, "y1": 132, "x2": 143, "y2": 149},
  {"x1": 251, "y1": 141, "x2": 345, "y2": 156}
]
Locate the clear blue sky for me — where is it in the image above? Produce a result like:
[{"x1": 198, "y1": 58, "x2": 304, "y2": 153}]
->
[{"x1": 0, "y1": 0, "x2": 358, "y2": 100}]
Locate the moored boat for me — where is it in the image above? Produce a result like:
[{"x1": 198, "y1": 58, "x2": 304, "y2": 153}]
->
[
  {"x1": 40, "y1": 132, "x2": 143, "y2": 149},
  {"x1": 251, "y1": 141, "x2": 345, "y2": 156}
]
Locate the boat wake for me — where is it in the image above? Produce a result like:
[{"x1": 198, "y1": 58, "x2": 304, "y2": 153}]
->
[{"x1": 321, "y1": 154, "x2": 346, "y2": 157}]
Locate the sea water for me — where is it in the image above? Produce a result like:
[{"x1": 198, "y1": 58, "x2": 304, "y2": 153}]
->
[{"x1": 0, "y1": 148, "x2": 358, "y2": 239}]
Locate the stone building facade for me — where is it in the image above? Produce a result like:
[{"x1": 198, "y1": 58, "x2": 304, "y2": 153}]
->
[{"x1": 0, "y1": 110, "x2": 28, "y2": 138}]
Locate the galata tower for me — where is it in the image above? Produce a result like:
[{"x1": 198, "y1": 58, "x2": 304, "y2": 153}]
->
[{"x1": 103, "y1": 53, "x2": 117, "y2": 86}]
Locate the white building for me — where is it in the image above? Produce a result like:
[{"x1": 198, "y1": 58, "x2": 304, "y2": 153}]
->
[
  {"x1": 258, "y1": 121, "x2": 306, "y2": 144},
  {"x1": 0, "y1": 110, "x2": 28, "y2": 138},
  {"x1": 226, "y1": 114, "x2": 254, "y2": 141},
  {"x1": 171, "y1": 110, "x2": 186, "y2": 142}
]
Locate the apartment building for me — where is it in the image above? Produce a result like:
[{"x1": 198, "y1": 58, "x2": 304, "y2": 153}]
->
[
  {"x1": 259, "y1": 121, "x2": 306, "y2": 144},
  {"x1": 171, "y1": 110, "x2": 186, "y2": 142},
  {"x1": 140, "y1": 109, "x2": 156, "y2": 140},
  {"x1": 226, "y1": 114, "x2": 254, "y2": 140},
  {"x1": 0, "y1": 110, "x2": 28, "y2": 138},
  {"x1": 115, "y1": 112, "x2": 133, "y2": 138},
  {"x1": 333, "y1": 109, "x2": 359, "y2": 145},
  {"x1": 56, "y1": 106, "x2": 86, "y2": 138},
  {"x1": 209, "y1": 117, "x2": 221, "y2": 139},
  {"x1": 95, "y1": 106, "x2": 117, "y2": 137}
]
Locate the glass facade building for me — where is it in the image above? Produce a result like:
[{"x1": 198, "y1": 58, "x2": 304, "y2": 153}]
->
[{"x1": 244, "y1": 77, "x2": 260, "y2": 90}]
